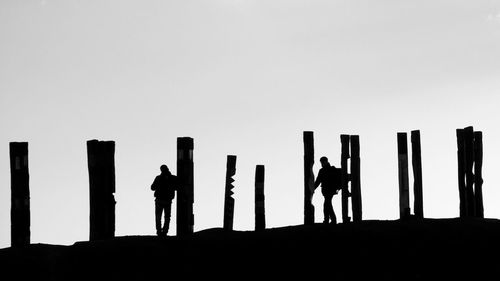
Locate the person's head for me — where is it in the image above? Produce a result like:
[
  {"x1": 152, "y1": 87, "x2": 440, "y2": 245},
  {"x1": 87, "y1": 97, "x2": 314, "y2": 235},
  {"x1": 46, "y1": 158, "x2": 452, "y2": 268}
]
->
[
  {"x1": 320, "y1": 156, "x2": 330, "y2": 168},
  {"x1": 160, "y1": 165, "x2": 170, "y2": 175}
]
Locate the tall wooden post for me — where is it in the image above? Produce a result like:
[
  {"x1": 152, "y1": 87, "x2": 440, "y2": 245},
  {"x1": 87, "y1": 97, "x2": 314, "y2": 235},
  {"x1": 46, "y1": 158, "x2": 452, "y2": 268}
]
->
[
  {"x1": 464, "y1": 126, "x2": 475, "y2": 217},
  {"x1": 10, "y1": 142, "x2": 30, "y2": 247},
  {"x1": 177, "y1": 137, "x2": 194, "y2": 236},
  {"x1": 340, "y1": 135, "x2": 351, "y2": 223},
  {"x1": 223, "y1": 155, "x2": 237, "y2": 231},
  {"x1": 350, "y1": 135, "x2": 362, "y2": 222},
  {"x1": 87, "y1": 140, "x2": 116, "y2": 241},
  {"x1": 456, "y1": 129, "x2": 467, "y2": 217},
  {"x1": 397, "y1": 133, "x2": 410, "y2": 219},
  {"x1": 255, "y1": 165, "x2": 265, "y2": 231},
  {"x1": 303, "y1": 131, "x2": 315, "y2": 225},
  {"x1": 411, "y1": 130, "x2": 423, "y2": 218},
  {"x1": 473, "y1": 131, "x2": 484, "y2": 218}
]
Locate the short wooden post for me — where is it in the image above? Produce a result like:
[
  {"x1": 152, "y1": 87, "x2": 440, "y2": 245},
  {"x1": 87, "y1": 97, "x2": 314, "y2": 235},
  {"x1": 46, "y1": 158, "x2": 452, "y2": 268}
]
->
[
  {"x1": 10, "y1": 142, "x2": 30, "y2": 247},
  {"x1": 350, "y1": 135, "x2": 362, "y2": 222},
  {"x1": 456, "y1": 129, "x2": 467, "y2": 217},
  {"x1": 340, "y1": 135, "x2": 351, "y2": 223},
  {"x1": 464, "y1": 127, "x2": 475, "y2": 217},
  {"x1": 411, "y1": 130, "x2": 423, "y2": 218},
  {"x1": 177, "y1": 137, "x2": 194, "y2": 236},
  {"x1": 303, "y1": 131, "x2": 315, "y2": 225},
  {"x1": 473, "y1": 131, "x2": 484, "y2": 218},
  {"x1": 255, "y1": 165, "x2": 265, "y2": 231},
  {"x1": 223, "y1": 155, "x2": 237, "y2": 231},
  {"x1": 87, "y1": 140, "x2": 116, "y2": 241},
  {"x1": 397, "y1": 133, "x2": 410, "y2": 219}
]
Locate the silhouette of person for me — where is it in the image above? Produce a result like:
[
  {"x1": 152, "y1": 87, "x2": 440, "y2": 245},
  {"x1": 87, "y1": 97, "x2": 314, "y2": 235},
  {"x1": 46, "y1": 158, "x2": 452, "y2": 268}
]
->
[
  {"x1": 314, "y1": 156, "x2": 342, "y2": 224},
  {"x1": 151, "y1": 164, "x2": 178, "y2": 236}
]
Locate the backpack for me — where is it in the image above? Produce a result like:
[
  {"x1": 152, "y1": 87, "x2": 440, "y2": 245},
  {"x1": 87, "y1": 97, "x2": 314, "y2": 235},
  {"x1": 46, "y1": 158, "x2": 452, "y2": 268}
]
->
[{"x1": 330, "y1": 167, "x2": 343, "y2": 192}]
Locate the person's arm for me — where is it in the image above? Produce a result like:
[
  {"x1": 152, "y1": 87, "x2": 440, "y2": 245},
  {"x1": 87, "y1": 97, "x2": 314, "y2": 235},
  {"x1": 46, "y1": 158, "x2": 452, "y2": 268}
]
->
[
  {"x1": 151, "y1": 176, "x2": 159, "y2": 191},
  {"x1": 314, "y1": 169, "x2": 322, "y2": 190}
]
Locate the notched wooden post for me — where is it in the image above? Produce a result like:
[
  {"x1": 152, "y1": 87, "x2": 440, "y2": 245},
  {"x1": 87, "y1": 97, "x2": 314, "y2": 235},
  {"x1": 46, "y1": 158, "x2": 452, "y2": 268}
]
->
[{"x1": 223, "y1": 155, "x2": 237, "y2": 231}]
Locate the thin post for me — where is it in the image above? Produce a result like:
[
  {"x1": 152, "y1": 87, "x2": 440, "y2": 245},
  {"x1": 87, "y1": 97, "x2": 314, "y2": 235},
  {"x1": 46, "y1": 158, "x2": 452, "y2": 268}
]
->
[
  {"x1": 303, "y1": 131, "x2": 315, "y2": 225},
  {"x1": 340, "y1": 135, "x2": 351, "y2": 223},
  {"x1": 255, "y1": 165, "x2": 265, "y2": 231},
  {"x1": 411, "y1": 130, "x2": 423, "y2": 218},
  {"x1": 177, "y1": 137, "x2": 194, "y2": 236},
  {"x1": 223, "y1": 155, "x2": 237, "y2": 231},
  {"x1": 456, "y1": 129, "x2": 467, "y2": 217},
  {"x1": 397, "y1": 133, "x2": 410, "y2": 219},
  {"x1": 473, "y1": 131, "x2": 484, "y2": 218},
  {"x1": 10, "y1": 142, "x2": 30, "y2": 247},
  {"x1": 87, "y1": 140, "x2": 116, "y2": 241},
  {"x1": 350, "y1": 135, "x2": 362, "y2": 222},
  {"x1": 464, "y1": 126, "x2": 475, "y2": 217}
]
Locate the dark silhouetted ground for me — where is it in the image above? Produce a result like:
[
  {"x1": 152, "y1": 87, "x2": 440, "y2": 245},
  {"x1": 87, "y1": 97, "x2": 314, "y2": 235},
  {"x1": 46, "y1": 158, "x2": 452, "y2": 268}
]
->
[{"x1": 1, "y1": 217, "x2": 500, "y2": 280}]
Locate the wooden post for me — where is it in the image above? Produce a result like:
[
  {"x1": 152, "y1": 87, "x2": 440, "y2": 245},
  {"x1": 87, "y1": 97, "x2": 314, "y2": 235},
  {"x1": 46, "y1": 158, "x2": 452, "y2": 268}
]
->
[
  {"x1": 411, "y1": 130, "x2": 423, "y2": 218},
  {"x1": 340, "y1": 135, "x2": 351, "y2": 223},
  {"x1": 223, "y1": 155, "x2": 237, "y2": 231},
  {"x1": 456, "y1": 129, "x2": 467, "y2": 217},
  {"x1": 177, "y1": 137, "x2": 194, "y2": 236},
  {"x1": 464, "y1": 126, "x2": 475, "y2": 217},
  {"x1": 87, "y1": 140, "x2": 116, "y2": 241},
  {"x1": 473, "y1": 131, "x2": 484, "y2": 218},
  {"x1": 10, "y1": 142, "x2": 30, "y2": 247},
  {"x1": 397, "y1": 133, "x2": 410, "y2": 219},
  {"x1": 255, "y1": 165, "x2": 265, "y2": 231},
  {"x1": 303, "y1": 131, "x2": 315, "y2": 225},
  {"x1": 350, "y1": 135, "x2": 362, "y2": 222}
]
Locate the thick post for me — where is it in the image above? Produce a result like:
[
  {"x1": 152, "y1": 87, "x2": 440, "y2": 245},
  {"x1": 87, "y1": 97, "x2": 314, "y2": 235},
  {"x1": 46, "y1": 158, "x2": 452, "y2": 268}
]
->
[
  {"x1": 303, "y1": 131, "x2": 315, "y2": 225},
  {"x1": 10, "y1": 142, "x2": 30, "y2": 247},
  {"x1": 255, "y1": 165, "x2": 265, "y2": 231},
  {"x1": 464, "y1": 126, "x2": 475, "y2": 217},
  {"x1": 350, "y1": 135, "x2": 362, "y2": 222},
  {"x1": 473, "y1": 131, "x2": 484, "y2": 218},
  {"x1": 223, "y1": 155, "x2": 237, "y2": 231},
  {"x1": 87, "y1": 140, "x2": 116, "y2": 241},
  {"x1": 340, "y1": 135, "x2": 351, "y2": 223},
  {"x1": 456, "y1": 129, "x2": 467, "y2": 217},
  {"x1": 411, "y1": 130, "x2": 423, "y2": 218},
  {"x1": 397, "y1": 133, "x2": 410, "y2": 219},
  {"x1": 177, "y1": 137, "x2": 194, "y2": 236}
]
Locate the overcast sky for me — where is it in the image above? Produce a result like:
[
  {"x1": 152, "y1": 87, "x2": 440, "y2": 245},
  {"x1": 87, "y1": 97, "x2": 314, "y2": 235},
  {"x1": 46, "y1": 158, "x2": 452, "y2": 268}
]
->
[{"x1": 1, "y1": 0, "x2": 500, "y2": 248}]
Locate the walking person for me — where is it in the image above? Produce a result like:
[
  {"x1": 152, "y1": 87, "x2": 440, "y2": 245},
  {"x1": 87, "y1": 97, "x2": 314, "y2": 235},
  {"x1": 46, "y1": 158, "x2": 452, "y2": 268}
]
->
[
  {"x1": 314, "y1": 157, "x2": 342, "y2": 224},
  {"x1": 151, "y1": 164, "x2": 178, "y2": 236}
]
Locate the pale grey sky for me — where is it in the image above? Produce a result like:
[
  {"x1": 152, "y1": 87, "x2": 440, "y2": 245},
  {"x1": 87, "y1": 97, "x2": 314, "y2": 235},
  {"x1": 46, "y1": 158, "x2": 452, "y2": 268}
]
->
[{"x1": 1, "y1": 0, "x2": 500, "y2": 248}]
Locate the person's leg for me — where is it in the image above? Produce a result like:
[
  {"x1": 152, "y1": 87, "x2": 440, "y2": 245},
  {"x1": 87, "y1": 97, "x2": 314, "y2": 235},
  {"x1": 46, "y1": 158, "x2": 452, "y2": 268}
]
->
[
  {"x1": 155, "y1": 201, "x2": 163, "y2": 236},
  {"x1": 324, "y1": 194, "x2": 334, "y2": 223},
  {"x1": 323, "y1": 195, "x2": 330, "y2": 223},
  {"x1": 162, "y1": 201, "x2": 172, "y2": 235},
  {"x1": 330, "y1": 198, "x2": 337, "y2": 224}
]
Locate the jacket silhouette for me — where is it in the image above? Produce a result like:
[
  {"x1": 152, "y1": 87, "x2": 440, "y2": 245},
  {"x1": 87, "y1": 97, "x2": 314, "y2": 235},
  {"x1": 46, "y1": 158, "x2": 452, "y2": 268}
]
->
[
  {"x1": 151, "y1": 165, "x2": 178, "y2": 236},
  {"x1": 314, "y1": 156, "x2": 342, "y2": 224}
]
